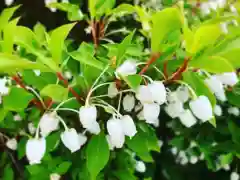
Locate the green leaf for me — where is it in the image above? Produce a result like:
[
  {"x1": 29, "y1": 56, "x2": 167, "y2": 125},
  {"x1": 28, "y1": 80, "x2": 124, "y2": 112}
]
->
[
  {"x1": 226, "y1": 91, "x2": 240, "y2": 107},
  {"x1": 3, "y1": 87, "x2": 34, "y2": 111},
  {"x1": 40, "y1": 84, "x2": 68, "y2": 102},
  {"x1": 55, "y1": 161, "x2": 72, "y2": 175},
  {"x1": 116, "y1": 30, "x2": 135, "y2": 65},
  {"x1": 0, "y1": 5, "x2": 20, "y2": 33},
  {"x1": 183, "y1": 24, "x2": 194, "y2": 54},
  {"x1": 27, "y1": 164, "x2": 46, "y2": 175},
  {"x1": 190, "y1": 56, "x2": 234, "y2": 73},
  {"x1": 0, "y1": 53, "x2": 49, "y2": 73},
  {"x1": 220, "y1": 49, "x2": 240, "y2": 68},
  {"x1": 123, "y1": 74, "x2": 142, "y2": 91},
  {"x1": 49, "y1": 23, "x2": 76, "y2": 65},
  {"x1": 0, "y1": 108, "x2": 8, "y2": 123},
  {"x1": 86, "y1": 133, "x2": 110, "y2": 180},
  {"x1": 46, "y1": 131, "x2": 61, "y2": 152},
  {"x1": 95, "y1": 0, "x2": 116, "y2": 18},
  {"x1": 17, "y1": 137, "x2": 27, "y2": 159},
  {"x1": 34, "y1": 22, "x2": 47, "y2": 44},
  {"x1": 113, "y1": 170, "x2": 136, "y2": 180},
  {"x1": 219, "y1": 153, "x2": 233, "y2": 166},
  {"x1": 183, "y1": 71, "x2": 216, "y2": 106},
  {"x1": 3, "y1": 164, "x2": 14, "y2": 180},
  {"x1": 151, "y1": 7, "x2": 182, "y2": 52},
  {"x1": 108, "y1": 4, "x2": 135, "y2": 15}
]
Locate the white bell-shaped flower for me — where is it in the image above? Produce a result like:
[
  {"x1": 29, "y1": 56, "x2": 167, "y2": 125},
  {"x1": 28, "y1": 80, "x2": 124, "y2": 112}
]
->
[
  {"x1": 121, "y1": 115, "x2": 137, "y2": 138},
  {"x1": 28, "y1": 123, "x2": 36, "y2": 135},
  {"x1": 190, "y1": 156, "x2": 198, "y2": 164},
  {"x1": 136, "y1": 85, "x2": 153, "y2": 103},
  {"x1": 231, "y1": 172, "x2": 240, "y2": 180},
  {"x1": 189, "y1": 96, "x2": 213, "y2": 122},
  {"x1": 79, "y1": 105, "x2": 97, "y2": 128},
  {"x1": 26, "y1": 138, "x2": 46, "y2": 165},
  {"x1": 216, "y1": 72, "x2": 238, "y2": 86},
  {"x1": 85, "y1": 121, "x2": 101, "y2": 134},
  {"x1": 39, "y1": 113, "x2": 59, "y2": 137},
  {"x1": 223, "y1": 164, "x2": 230, "y2": 171},
  {"x1": 167, "y1": 91, "x2": 179, "y2": 103},
  {"x1": 214, "y1": 105, "x2": 222, "y2": 116},
  {"x1": 165, "y1": 101, "x2": 184, "y2": 118},
  {"x1": 178, "y1": 109, "x2": 197, "y2": 128},
  {"x1": 123, "y1": 94, "x2": 135, "y2": 112},
  {"x1": 116, "y1": 60, "x2": 137, "y2": 78},
  {"x1": 135, "y1": 161, "x2": 146, "y2": 173},
  {"x1": 108, "y1": 83, "x2": 118, "y2": 98},
  {"x1": 143, "y1": 103, "x2": 160, "y2": 124},
  {"x1": 176, "y1": 86, "x2": 189, "y2": 103},
  {"x1": 106, "y1": 135, "x2": 115, "y2": 150},
  {"x1": 78, "y1": 133, "x2": 87, "y2": 147},
  {"x1": 50, "y1": 173, "x2": 61, "y2": 180},
  {"x1": 6, "y1": 138, "x2": 17, "y2": 150},
  {"x1": 61, "y1": 128, "x2": 81, "y2": 153},
  {"x1": 0, "y1": 78, "x2": 9, "y2": 95},
  {"x1": 228, "y1": 107, "x2": 240, "y2": 116},
  {"x1": 4, "y1": 0, "x2": 14, "y2": 6},
  {"x1": 205, "y1": 76, "x2": 226, "y2": 102},
  {"x1": 107, "y1": 117, "x2": 125, "y2": 148},
  {"x1": 171, "y1": 147, "x2": 178, "y2": 155},
  {"x1": 149, "y1": 81, "x2": 167, "y2": 105}
]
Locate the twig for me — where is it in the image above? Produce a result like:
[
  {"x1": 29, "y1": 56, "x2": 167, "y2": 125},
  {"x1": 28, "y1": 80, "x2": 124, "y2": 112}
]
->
[
  {"x1": 163, "y1": 60, "x2": 169, "y2": 79},
  {"x1": 139, "y1": 52, "x2": 161, "y2": 75}
]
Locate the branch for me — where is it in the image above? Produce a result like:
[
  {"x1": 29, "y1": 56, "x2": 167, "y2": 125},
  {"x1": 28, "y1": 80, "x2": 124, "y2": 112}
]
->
[{"x1": 139, "y1": 53, "x2": 161, "y2": 75}]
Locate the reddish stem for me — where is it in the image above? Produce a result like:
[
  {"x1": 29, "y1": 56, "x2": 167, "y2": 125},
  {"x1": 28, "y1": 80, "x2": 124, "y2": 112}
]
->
[
  {"x1": 163, "y1": 61, "x2": 169, "y2": 79},
  {"x1": 12, "y1": 75, "x2": 27, "y2": 90},
  {"x1": 91, "y1": 21, "x2": 98, "y2": 49},
  {"x1": 139, "y1": 53, "x2": 161, "y2": 75}
]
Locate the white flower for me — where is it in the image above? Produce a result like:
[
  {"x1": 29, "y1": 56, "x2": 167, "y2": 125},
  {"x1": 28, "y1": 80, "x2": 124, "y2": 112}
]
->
[
  {"x1": 165, "y1": 101, "x2": 184, "y2": 118},
  {"x1": 178, "y1": 109, "x2": 197, "y2": 128},
  {"x1": 45, "y1": 0, "x2": 57, "y2": 12},
  {"x1": 200, "y1": 3, "x2": 211, "y2": 15},
  {"x1": 143, "y1": 103, "x2": 160, "y2": 125},
  {"x1": 123, "y1": 94, "x2": 135, "y2": 112},
  {"x1": 26, "y1": 138, "x2": 46, "y2": 165},
  {"x1": 106, "y1": 135, "x2": 115, "y2": 150},
  {"x1": 4, "y1": 0, "x2": 14, "y2": 6},
  {"x1": 189, "y1": 96, "x2": 213, "y2": 122},
  {"x1": 61, "y1": 128, "x2": 81, "y2": 153},
  {"x1": 136, "y1": 85, "x2": 153, "y2": 103},
  {"x1": 116, "y1": 60, "x2": 137, "y2": 78},
  {"x1": 216, "y1": 72, "x2": 238, "y2": 86},
  {"x1": 176, "y1": 86, "x2": 189, "y2": 103},
  {"x1": 158, "y1": 140, "x2": 163, "y2": 148},
  {"x1": 223, "y1": 164, "x2": 230, "y2": 171},
  {"x1": 178, "y1": 151, "x2": 188, "y2": 165},
  {"x1": 78, "y1": 133, "x2": 87, "y2": 147},
  {"x1": 190, "y1": 156, "x2": 198, "y2": 164},
  {"x1": 199, "y1": 153, "x2": 205, "y2": 160},
  {"x1": 50, "y1": 173, "x2": 61, "y2": 180},
  {"x1": 214, "y1": 105, "x2": 222, "y2": 116},
  {"x1": 84, "y1": 26, "x2": 92, "y2": 34},
  {"x1": 171, "y1": 147, "x2": 178, "y2": 155},
  {"x1": 64, "y1": 71, "x2": 72, "y2": 80},
  {"x1": 135, "y1": 161, "x2": 146, "y2": 173},
  {"x1": 167, "y1": 91, "x2": 179, "y2": 103},
  {"x1": 33, "y1": 70, "x2": 41, "y2": 76},
  {"x1": 0, "y1": 78, "x2": 9, "y2": 95},
  {"x1": 121, "y1": 115, "x2": 137, "y2": 138},
  {"x1": 6, "y1": 138, "x2": 17, "y2": 150},
  {"x1": 39, "y1": 113, "x2": 59, "y2": 137},
  {"x1": 205, "y1": 76, "x2": 226, "y2": 102},
  {"x1": 108, "y1": 83, "x2": 118, "y2": 98},
  {"x1": 13, "y1": 114, "x2": 22, "y2": 121},
  {"x1": 28, "y1": 123, "x2": 36, "y2": 135},
  {"x1": 149, "y1": 81, "x2": 167, "y2": 105},
  {"x1": 107, "y1": 117, "x2": 125, "y2": 148},
  {"x1": 228, "y1": 107, "x2": 240, "y2": 116},
  {"x1": 142, "y1": 21, "x2": 151, "y2": 31},
  {"x1": 190, "y1": 141, "x2": 197, "y2": 148},
  {"x1": 61, "y1": 0, "x2": 69, "y2": 3},
  {"x1": 85, "y1": 121, "x2": 101, "y2": 135},
  {"x1": 231, "y1": 172, "x2": 239, "y2": 180}
]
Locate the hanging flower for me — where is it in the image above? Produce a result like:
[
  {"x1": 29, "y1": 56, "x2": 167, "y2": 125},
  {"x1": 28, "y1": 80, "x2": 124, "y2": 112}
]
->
[
  {"x1": 149, "y1": 81, "x2": 167, "y2": 105},
  {"x1": 61, "y1": 128, "x2": 81, "y2": 153},
  {"x1": 143, "y1": 103, "x2": 160, "y2": 125},
  {"x1": 214, "y1": 105, "x2": 222, "y2": 116},
  {"x1": 231, "y1": 172, "x2": 239, "y2": 180},
  {"x1": 107, "y1": 117, "x2": 125, "y2": 148},
  {"x1": 228, "y1": 107, "x2": 240, "y2": 116},
  {"x1": 190, "y1": 156, "x2": 198, "y2": 164},
  {"x1": 135, "y1": 161, "x2": 146, "y2": 173},
  {"x1": 178, "y1": 109, "x2": 197, "y2": 128},
  {"x1": 165, "y1": 101, "x2": 184, "y2": 118},
  {"x1": 4, "y1": 0, "x2": 14, "y2": 6},
  {"x1": 39, "y1": 113, "x2": 59, "y2": 137},
  {"x1": 216, "y1": 72, "x2": 239, "y2": 86},
  {"x1": 50, "y1": 173, "x2": 61, "y2": 180},
  {"x1": 123, "y1": 94, "x2": 135, "y2": 112},
  {"x1": 26, "y1": 138, "x2": 46, "y2": 165},
  {"x1": 116, "y1": 60, "x2": 137, "y2": 78},
  {"x1": 6, "y1": 138, "x2": 17, "y2": 150},
  {"x1": 85, "y1": 121, "x2": 101, "y2": 135},
  {"x1": 205, "y1": 76, "x2": 226, "y2": 102},
  {"x1": 78, "y1": 133, "x2": 87, "y2": 147},
  {"x1": 189, "y1": 96, "x2": 213, "y2": 122},
  {"x1": 136, "y1": 85, "x2": 154, "y2": 104},
  {"x1": 176, "y1": 86, "x2": 189, "y2": 103},
  {"x1": 108, "y1": 83, "x2": 118, "y2": 98},
  {"x1": 0, "y1": 78, "x2": 9, "y2": 95},
  {"x1": 121, "y1": 115, "x2": 137, "y2": 138},
  {"x1": 167, "y1": 91, "x2": 179, "y2": 103},
  {"x1": 106, "y1": 135, "x2": 115, "y2": 150}
]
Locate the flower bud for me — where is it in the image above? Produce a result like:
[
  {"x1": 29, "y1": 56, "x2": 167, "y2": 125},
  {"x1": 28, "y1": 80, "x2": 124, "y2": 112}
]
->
[
  {"x1": 28, "y1": 122, "x2": 36, "y2": 135},
  {"x1": 190, "y1": 156, "x2": 198, "y2": 164},
  {"x1": 214, "y1": 105, "x2": 222, "y2": 116},
  {"x1": 189, "y1": 96, "x2": 213, "y2": 122},
  {"x1": 123, "y1": 94, "x2": 135, "y2": 112},
  {"x1": 116, "y1": 60, "x2": 137, "y2": 78},
  {"x1": 165, "y1": 101, "x2": 184, "y2": 118},
  {"x1": 121, "y1": 115, "x2": 137, "y2": 138},
  {"x1": 136, "y1": 85, "x2": 153, "y2": 104},
  {"x1": 107, "y1": 117, "x2": 125, "y2": 148},
  {"x1": 135, "y1": 161, "x2": 146, "y2": 173},
  {"x1": 39, "y1": 113, "x2": 59, "y2": 137},
  {"x1": 228, "y1": 107, "x2": 240, "y2": 116},
  {"x1": 216, "y1": 72, "x2": 238, "y2": 86},
  {"x1": 6, "y1": 138, "x2": 17, "y2": 150},
  {"x1": 178, "y1": 109, "x2": 197, "y2": 128},
  {"x1": 50, "y1": 173, "x2": 61, "y2": 180},
  {"x1": 143, "y1": 103, "x2": 160, "y2": 124},
  {"x1": 108, "y1": 83, "x2": 118, "y2": 98},
  {"x1": 26, "y1": 138, "x2": 46, "y2": 165},
  {"x1": 61, "y1": 128, "x2": 81, "y2": 153},
  {"x1": 149, "y1": 81, "x2": 167, "y2": 105},
  {"x1": 176, "y1": 86, "x2": 189, "y2": 103}
]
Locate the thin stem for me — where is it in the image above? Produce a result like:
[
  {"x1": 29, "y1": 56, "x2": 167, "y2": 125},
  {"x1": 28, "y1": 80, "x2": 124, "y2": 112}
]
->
[
  {"x1": 35, "y1": 123, "x2": 40, "y2": 139},
  {"x1": 54, "y1": 97, "x2": 76, "y2": 112},
  {"x1": 92, "y1": 99, "x2": 121, "y2": 116},
  {"x1": 154, "y1": 66, "x2": 166, "y2": 80},
  {"x1": 26, "y1": 86, "x2": 46, "y2": 109},
  {"x1": 141, "y1": 75, "x2": 153, "y2": 83},
  {"x1": 55, "y1": 108, "x2": 79, "y2": 114},
  {"x1": 105, "y1": 28, "x2": 129, "y2": 37},
  {"x1": 118, "y1": 92, "x2": 122, "y2": 112},
  {"x1": 139, "y1": 53, "x2": 161, "y2": 75},
  {"x1": 90, "y1": 89, "x2": 134, "y2": 100},
  {"x1": 57, "y1": 116, "x2": 68, "y2": 130},
  {"x1": 174, "y1": 80, "x2": 197, "y2": 99}
]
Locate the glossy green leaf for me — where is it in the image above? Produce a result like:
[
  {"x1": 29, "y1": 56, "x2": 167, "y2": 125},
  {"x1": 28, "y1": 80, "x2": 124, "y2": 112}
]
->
[
  {"x1": 220, "y1": 49, "x2": 240, "y2": 68},
  {"x1": 226, "y1": 91, "x2": 240, "y2": 107},
  {"x1": 0, "y1": 108, "x2": 8, "y2": 123},
  {"x1": 108, "y1": 4, "x2": 135, "y2": 15},
  {"x1": 3, "y1": 164, "x2": 14, "y2": 180},
  {"x1": 95, "y1": 0, "x2": 116, "y2": 18},
  {"x1": 86, "y1": 133, "x2": 110, "y2": 180},
  {"x1": 55, "y1": 161, "x2": 72, "y2": 175},
  {"x1": 219, "y1": 153, "x2": 233, "y2": 166},
  {"x1": 46, "y1": 131, "x2": 61, "y2": 152},
  {"x1": 27, "y1": 164, "x2": 46, "y2": 175},
  {"x1": 114, "y1": 170, "x2": 136, "y2": 180},
  {"x1": 17, "y1": 137, "x2": 27, "y2": 159},
  {"x1": 3, "y1": 87, "x2": 34, "y2": 111},
  {"x1": 151, "y1": 7, "x2": 182, "y2": 52},
  {"x1": 40, "y1": 84, "x2": 68, "y2": 102},
  {"x1": 190, "y1": 56, "x2": 234, "y2": 73},
  {"x1": 183, "y1": 71, "x2": 216, "y2": 106},
  {"x1": 49, "y1": 23, "x2": 76, "y2": 65},
  {"x1": 123, "y1": 74, "x2": 142, "y2": 91},
  {"x1": 34, "y1": 22, "x2": 47, "y2": 44}
]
